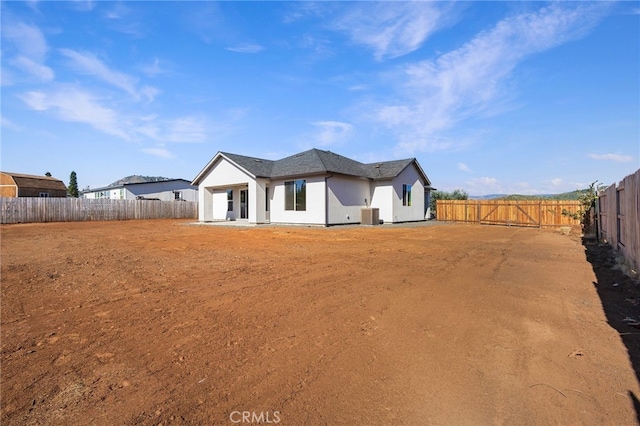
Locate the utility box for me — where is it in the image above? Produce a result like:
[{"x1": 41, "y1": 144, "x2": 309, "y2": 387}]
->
[{"x1": 361, "y1": 207, "x2": 380, "y2": 225}]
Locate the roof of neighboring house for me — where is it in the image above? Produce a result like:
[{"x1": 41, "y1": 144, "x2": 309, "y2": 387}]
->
[
  {"x1": 83, "y1": 178, "x2": 196, "y2": 193},
  {"x1": 193, "y1": 148, "x2": 432, "y2": 186},
  {"x1": 1, "y1": 172, "x2": 67, "y2": 191}
]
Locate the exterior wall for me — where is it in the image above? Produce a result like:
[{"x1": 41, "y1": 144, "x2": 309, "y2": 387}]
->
[
  {"x1": 326, "y1": 175, "x2": 371, "y2": 225},
  {"x1": 198, "y1": 158, "x2": 251, "y2": 188},
  {"x1": 18, "y1": 187, "x2": 67, "y2": 197},
  {"x1": 84, "y1": 188, "x2": 123, "y2": 199},
  {"x1": 197, "y1": 158, "x2": 253, "y2": 222},
  {"x1": 212, "y1": 189, "x2": 230, "y2": 220},
  {"x1": 124, "y1": 181, "x2": 198, "y2": 201},
  {"x1": 0, "y1": 173, "x2": 17, "y2": 197},
  {"x1": 85, "y1": 181, "x2": 197, "y2": 201},
  {"x1": 390, "y1": 165, "x2": 425, "y2": 222},
  {"x1": 249, "y1": 178, "x2": 268, "y2": 224},
  {"x1": 200, "y1": 187, "x2": 213, "y2": 221},
  {"x1": 371, "y1": 165, "x2": 425, "y2": 223},
  {"x1": 370, "y1": 183, "x2": 394, "y2": 223},
  {"x1": 269, "y1": 175, "x2": 326, "y2": 225}
]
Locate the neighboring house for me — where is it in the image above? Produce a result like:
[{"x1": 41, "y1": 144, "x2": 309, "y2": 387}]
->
[
  {"x1": 82, "y1": 179, "x2": 198, "y2": 202},
  {"x1": 0, "y1": 172, "x2": 68, "y2": 197},
  {"x1": 192, "y1": 148, "x2": 434, "y2": 225}
]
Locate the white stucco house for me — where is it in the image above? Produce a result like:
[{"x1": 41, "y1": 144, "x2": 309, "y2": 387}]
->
[
  {"x1": 192, "y1": 148, "x2": 434, "y2": 226},
  {"x1": 83, "y1": 179, "x2": 198, "y2": 202}
]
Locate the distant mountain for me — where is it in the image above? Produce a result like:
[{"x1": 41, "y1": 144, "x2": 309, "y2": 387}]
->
[
  {"x1": 470, "y1": 190, "x2": 588, "y2": 201},
  {"x1": 108, "y1": 175, "x2": 172, "y2": 187},
  {"x1": 469, "y1": 194, "x2": 508, "y2": 200}
]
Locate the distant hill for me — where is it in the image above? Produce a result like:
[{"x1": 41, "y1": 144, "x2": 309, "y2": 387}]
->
[
  {"x1": 469, "y1": 194, "x2": 508, "y2": 200},
  {"x1": 469, "y1": 189, "x2": 588, "y2": 201},
  {"x1": 108, "y1": 175, "x2": 172, "y2": 187}
]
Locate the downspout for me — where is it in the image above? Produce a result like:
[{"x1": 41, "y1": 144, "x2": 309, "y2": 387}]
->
[
  {"x1": 324, "y1": 173, "x2": 333, "y2": 226},
  {"x1": 595, "y1": 196, "x2": 600, "y2": 243}
]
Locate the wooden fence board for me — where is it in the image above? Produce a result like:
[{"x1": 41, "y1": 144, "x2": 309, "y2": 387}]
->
[
  {"x1": 0, "y1": 198, "x2": 198, "y2": 224},
  {"x1": 436, "y1": 199, "x2": 581, "y2": 228},
  {"x1": 598, "y1": 169, "x2": 640, "y2": 273}
]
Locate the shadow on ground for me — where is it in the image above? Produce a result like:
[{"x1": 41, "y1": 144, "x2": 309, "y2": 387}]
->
[{"x1": 583, "y1": 236, "x2": 640, "y2": 423}]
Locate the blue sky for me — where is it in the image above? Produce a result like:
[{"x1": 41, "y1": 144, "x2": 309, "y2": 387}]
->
[{"x1": 1, "y1": 1, "x2": 638, "y2": 195}]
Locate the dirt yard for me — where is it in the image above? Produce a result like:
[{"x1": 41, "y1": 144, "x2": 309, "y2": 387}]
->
[{"x1": 2, "y1": 220, "x2": 639, "y2": 425}]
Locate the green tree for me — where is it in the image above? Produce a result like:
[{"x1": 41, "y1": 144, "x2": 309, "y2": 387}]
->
[
  {"x1": 68, "y1": 171, "x2": 79, "y2": 198},
  {"x1": 561, "y1": 181, "x2": 603, "y2": 232},
  {"x1": 45, "y1": 172, "x2": 52, "y2": 177},
  {"x1": 431, "y1": 189, "x2": 468, "y2": 216}
]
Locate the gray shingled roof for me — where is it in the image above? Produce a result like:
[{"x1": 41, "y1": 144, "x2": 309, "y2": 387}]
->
[
  {"x1": 270, "y1": 149, "x2": 372, "y2": 178},
  {"x1": 220, "y1": 152, "x2": 275, "y2": 178},
  {"x1": 195, "y1": 148, "x2": 429, "y2": 184},
  {"x1": 362, "y1": 159, "x2": 415, "y2": 180}
]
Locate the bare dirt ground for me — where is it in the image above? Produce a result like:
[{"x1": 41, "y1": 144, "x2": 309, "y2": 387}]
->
[{"x1": 2, "y1": 220, "x2": 639, "y2": 425}]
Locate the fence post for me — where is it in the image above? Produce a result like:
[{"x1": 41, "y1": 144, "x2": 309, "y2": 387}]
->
[{"x1": 539, "y1": 201, "x2": 542, "y2": 228}]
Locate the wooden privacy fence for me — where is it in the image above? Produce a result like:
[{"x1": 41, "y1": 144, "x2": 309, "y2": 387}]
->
[
  {"x1": 598, "y1": 168, "x2": 640, "y2": 273},
  {"x1": 0, "y1": 197, "x2": 198, "y2": 224},
  {"x1": 436, "y1": 199, "x2": 582, "y2": 228}
]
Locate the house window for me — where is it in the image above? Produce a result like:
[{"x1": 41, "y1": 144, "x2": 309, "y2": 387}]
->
[
  {"x1": 402, "y1": 184, "x2": 412, "y2": 206},
  {"x1": 174, "y1": 191, "x2": 182, "y2": 200},
  {"x1": 227, "y1": 189, "x2": 233, "y2": 212},
  {"x1": 265, "y1": 187, "x2": 269, "y2": 212},
  {"x1": 39, "y1": 192, "x2": 50, "y2": 197},
  {"x1": 285, "y1": 180, "x2": 306, "y2": 211}
]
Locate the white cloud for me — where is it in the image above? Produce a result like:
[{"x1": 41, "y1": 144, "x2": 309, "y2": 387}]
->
[
  {"x1": 331, "y1": 2, "x2": 454, "y2": 61},
  {"x1": 10, "y1": 56, "x2": 54, "y2": 82},
  {"x1": 140, "y1": 85, "x2": 161, "y2": 103},
  {"x1": 141, "y1": 147, "x2": 175, "y2": 159},
  {"x1": 69, "y1": 0, "x2": 95, "y2": 12},
  {"x1": 140, "y1": 58, "x2": 165, "y2": 77},
  {"x1": 2, "y1": 21, "x2": 54, "y2": 82},
  {"x1": 464, "y1": 177, "x2": 546, "y2": 196},
  {"x1": 2, "y1": 21, "x2": 48, "y2": 61},
  {"x1": 458, "y1": 162, "x2": 472, "y2": 173},
  {"x1": 59, "y1": 48, "x2": 159, "y2": 101},
  {"x1": 165, "y1": 117, "x2": 207, "y2": 143},
  {"x1": 104, "y1": 2, "x2": 132, "y2": 20},
  {"x1": 464, "y1": 176, "x2": 502, "y2": 195},
  {"x1": 59, "y1": 48, "x2": 136, "y2": 93},
  {"x1": 588, "y1": 153, "x2": 634, "y2": 163},
  {"x1": 136, "y1": 116, "x2": 207, "y2": 143},
  {"x1": 348, "y1": 84, "x2": 369, "y2": 92},
  {"x1": 311, "y1": 121, "x2": 354, "y2": 146},
  {"x1": 462, "y1": 175, "x2": 585, "y2": 196},
  {"x1": 19, "y1": 87, "x2": 130, "y2": 140},
  {"x1": 1, "y1": 117, "x2": 23, "y2": 131},
  {"x1": 226, "y1": 43, "x2": 264, "y2": 54},
  {"x1": 103, "y1": 3, "x2": 145, "y2": 37},
  {"x1": 18, "y1": 84, "x2": 208, "y2": 144},
  {"x1": 371, "y1": 3, "x2": 610, "y2": 155}
]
